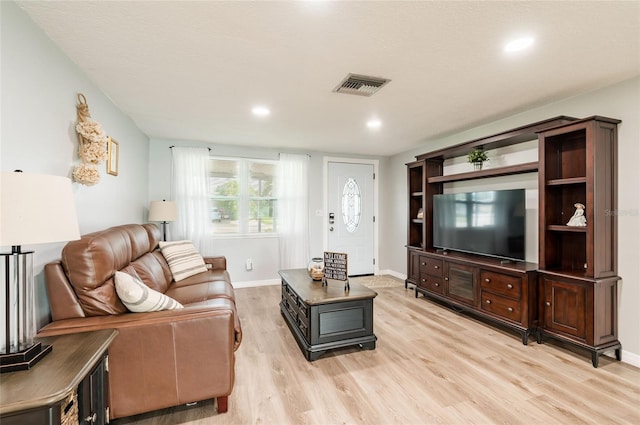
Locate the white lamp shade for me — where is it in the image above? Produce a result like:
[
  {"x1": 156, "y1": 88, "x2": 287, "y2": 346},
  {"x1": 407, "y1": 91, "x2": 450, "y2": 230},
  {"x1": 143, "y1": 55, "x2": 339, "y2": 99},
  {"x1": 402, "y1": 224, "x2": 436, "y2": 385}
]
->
[
  {"x1": 0, "y1": 172, "x2": 81, "y2": 247},
  {"x1": 148, "y1": 200, "x2": 178, "y2": 222}
]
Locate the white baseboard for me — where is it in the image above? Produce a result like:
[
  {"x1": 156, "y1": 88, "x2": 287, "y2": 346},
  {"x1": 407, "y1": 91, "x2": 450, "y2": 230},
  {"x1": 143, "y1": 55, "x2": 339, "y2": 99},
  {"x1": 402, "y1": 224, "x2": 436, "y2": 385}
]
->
[
  {"x1": 618, "y1": 349, "x2": 640, "y2": 368},
  {"x1": 233, "y1": 270, "x2": 409, "y2": 288},
  {"x1": 233, "y1": 278, "x2": 280, "y2": 289},
  {"x1": 377, "y1": 269, "x2": 406, "y2": 281}
]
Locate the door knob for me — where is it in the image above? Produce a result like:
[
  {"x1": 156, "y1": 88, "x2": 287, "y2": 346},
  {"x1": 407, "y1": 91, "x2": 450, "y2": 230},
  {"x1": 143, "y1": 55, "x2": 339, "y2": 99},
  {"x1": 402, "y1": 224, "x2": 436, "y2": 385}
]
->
[{"x1": 329, "y1": 226, "x2": 334, "y2": 232}]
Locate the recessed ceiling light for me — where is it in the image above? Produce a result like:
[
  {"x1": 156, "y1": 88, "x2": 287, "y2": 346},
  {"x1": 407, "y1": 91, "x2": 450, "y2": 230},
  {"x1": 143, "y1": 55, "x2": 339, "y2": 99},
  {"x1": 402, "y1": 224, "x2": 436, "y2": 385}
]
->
[
  {"x1": 367, "y1": 119, "x2": 382, "y2": 129},
  {"x1": 251, "y1": 106, "x2": 270, "y2": 117},
  {"x1": 504, "y1": 36, "x2": 535, "y2": 53}
]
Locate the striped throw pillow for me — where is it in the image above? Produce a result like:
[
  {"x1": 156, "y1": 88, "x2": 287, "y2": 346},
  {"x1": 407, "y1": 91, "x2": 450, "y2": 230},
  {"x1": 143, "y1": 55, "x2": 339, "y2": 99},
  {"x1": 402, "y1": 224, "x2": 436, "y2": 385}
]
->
[
  {"x1": 114, "y1": 271, "x2": 183, "y2": 312},
  {"x1": 159, "y1": 240, "x2": 208, "y2": 282}
]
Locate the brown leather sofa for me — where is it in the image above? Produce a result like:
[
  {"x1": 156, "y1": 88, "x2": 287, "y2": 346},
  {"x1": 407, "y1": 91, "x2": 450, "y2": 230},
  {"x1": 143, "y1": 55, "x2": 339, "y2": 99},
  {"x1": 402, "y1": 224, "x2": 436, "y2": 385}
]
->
[{"x1": 38, "y1": 224, "x2": 242, "y2": 420}]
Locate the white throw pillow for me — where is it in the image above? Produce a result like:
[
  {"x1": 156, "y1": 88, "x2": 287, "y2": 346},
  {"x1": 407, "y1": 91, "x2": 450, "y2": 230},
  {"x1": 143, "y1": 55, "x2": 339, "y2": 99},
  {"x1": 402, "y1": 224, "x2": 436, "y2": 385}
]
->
[
  {"x1": 159, "y1": 240, "x2": 208, "y2": 281},
  {"x1": 114, "y1": 271, "x2": 183, "y2": 312}
]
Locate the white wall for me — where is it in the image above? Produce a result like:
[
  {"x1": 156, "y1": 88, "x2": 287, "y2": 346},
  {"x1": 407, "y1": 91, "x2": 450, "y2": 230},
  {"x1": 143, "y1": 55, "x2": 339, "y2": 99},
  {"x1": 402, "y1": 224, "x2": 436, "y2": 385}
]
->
[
  {"x1": 1, "y1": 2, "x2": 150, "y2": 329},
  {"x1": 381, "y1": 76, "x2": 640, "y2": 365},
  {"x1": 147, "y1": 137, "x2": 385, "y2": 284}
]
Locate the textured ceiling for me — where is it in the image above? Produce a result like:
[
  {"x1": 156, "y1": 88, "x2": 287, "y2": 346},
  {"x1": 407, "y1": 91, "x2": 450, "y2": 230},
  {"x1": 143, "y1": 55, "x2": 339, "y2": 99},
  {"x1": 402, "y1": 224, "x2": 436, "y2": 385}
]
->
[{"x1": 17, "y1": 1, "x2": 640, "y2": 156}]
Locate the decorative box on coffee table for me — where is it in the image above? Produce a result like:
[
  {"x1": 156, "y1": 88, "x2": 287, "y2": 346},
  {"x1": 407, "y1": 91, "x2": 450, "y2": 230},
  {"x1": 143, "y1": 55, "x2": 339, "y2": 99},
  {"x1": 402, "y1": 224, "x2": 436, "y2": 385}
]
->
[{"x1": 279, "y1": 269, "x2": 377, "y2": 361}]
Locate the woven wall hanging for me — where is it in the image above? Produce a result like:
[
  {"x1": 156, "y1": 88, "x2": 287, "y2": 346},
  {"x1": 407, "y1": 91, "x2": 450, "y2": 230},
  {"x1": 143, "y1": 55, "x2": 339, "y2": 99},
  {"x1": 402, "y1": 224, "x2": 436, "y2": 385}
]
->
[{"x1": 72, "y1": 93, "x2": 108, "y2": 185}]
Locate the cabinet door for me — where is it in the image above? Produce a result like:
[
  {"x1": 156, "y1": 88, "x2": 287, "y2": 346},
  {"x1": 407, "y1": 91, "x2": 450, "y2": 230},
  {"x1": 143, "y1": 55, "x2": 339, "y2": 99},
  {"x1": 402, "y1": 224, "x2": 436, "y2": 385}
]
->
[
  {"x1": 78, "y1": 354, "x2": 108, "y2": 425},
  {"x1": 445, "y1": 262, "x2": 477, "y2": 306},
  {"x1": 542, "y1": 278, "x2": 586, "y2": 341}
]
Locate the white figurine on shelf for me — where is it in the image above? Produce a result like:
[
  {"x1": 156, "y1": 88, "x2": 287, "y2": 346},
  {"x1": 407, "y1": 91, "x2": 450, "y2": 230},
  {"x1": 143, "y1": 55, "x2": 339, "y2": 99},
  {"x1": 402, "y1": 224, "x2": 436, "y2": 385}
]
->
[{"x1": 567, "y1": 203, "x2": 586, "y2": 227}]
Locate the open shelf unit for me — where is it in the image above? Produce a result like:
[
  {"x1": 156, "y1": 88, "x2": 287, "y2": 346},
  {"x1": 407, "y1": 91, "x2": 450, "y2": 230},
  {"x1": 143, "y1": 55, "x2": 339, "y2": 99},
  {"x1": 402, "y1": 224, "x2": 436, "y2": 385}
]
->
[
  {"x1": 538, "y1": 117, "x2": 619, "y2": 278},
  {"x1": 406, "y1": 161, "x2": 425, "y2": 250}
]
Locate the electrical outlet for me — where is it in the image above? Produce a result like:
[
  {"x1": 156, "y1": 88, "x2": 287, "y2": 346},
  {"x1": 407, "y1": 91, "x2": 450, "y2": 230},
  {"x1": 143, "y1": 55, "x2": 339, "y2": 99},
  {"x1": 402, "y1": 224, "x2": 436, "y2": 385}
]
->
[{"x1": 246, "y1": 259, "x2": 253, "y2": 271}]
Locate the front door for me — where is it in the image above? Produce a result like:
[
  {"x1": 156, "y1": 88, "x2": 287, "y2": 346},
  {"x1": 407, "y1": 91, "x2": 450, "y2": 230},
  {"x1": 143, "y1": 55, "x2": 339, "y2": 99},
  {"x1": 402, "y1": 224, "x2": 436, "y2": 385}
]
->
[{"x1": 327, "y1": 161, "x2": 374, "y2": 276}]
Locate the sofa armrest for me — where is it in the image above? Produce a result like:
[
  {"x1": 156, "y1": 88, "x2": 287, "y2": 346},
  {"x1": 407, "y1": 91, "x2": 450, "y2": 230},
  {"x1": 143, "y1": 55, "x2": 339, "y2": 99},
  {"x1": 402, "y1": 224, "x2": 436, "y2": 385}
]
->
[{"x1": 203, "y1": 256, "x2": 227, "y2": 271}]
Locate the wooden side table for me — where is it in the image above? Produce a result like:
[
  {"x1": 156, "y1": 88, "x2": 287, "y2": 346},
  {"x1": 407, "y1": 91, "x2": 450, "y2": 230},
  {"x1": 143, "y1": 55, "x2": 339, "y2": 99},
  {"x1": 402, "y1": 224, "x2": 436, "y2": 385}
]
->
[{"x1": 0, "y1": 329, "x2": 117, "y2": 425}]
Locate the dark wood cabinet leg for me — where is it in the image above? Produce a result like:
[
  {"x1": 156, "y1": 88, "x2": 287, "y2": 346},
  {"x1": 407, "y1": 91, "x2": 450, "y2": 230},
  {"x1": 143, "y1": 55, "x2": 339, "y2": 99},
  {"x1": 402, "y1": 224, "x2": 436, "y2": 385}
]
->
[
  {"x1": 591, "y1": 352, "x2": 599, "y2": 368},
  {"x1": 217, "y1": 396, "x2": 228, "y2": 413}
]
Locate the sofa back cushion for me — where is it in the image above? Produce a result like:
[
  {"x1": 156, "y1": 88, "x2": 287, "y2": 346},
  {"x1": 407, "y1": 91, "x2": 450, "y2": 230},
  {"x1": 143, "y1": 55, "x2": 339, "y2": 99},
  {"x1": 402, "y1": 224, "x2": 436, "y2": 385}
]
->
[
  {"x1": 131, "y1": 251, "x2": 173, "y2": 294},
  {"x1": 60, "y1": 224, "x2": 169, "y2": 316}
]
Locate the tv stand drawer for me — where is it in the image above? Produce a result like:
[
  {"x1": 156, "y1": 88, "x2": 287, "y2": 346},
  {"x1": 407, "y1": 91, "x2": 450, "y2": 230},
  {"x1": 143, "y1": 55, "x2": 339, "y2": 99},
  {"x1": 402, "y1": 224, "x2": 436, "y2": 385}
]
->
[
  {"x1": 480, "y1": 271, "x2": 522, "y2": 300},
  {"x1": 481, "y1": 292, "x2": 521, "y2": 322},
  {"x1": 418, "y1": 275, "x2": 444, "y2": 294},
  {"x1": 421, "y1": 258, "x2": 443, "y2": 277}
]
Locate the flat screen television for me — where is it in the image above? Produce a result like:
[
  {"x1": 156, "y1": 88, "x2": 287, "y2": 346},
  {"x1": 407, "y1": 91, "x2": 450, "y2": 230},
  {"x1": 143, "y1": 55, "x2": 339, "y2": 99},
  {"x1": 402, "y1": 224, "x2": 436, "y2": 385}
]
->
[{"x1": 433, "y1": 189, "x2": 526, "y2": 261}]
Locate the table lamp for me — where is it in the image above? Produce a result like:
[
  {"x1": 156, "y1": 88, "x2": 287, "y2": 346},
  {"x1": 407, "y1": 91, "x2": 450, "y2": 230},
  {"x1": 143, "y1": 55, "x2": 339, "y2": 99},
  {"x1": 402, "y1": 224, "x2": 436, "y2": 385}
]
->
[
  {"x1": 148, "y1": 200, "x2": 177, "y2": 241},
  {"x1": 0, "y1": 171, "x2": 80, "y2": 373}
]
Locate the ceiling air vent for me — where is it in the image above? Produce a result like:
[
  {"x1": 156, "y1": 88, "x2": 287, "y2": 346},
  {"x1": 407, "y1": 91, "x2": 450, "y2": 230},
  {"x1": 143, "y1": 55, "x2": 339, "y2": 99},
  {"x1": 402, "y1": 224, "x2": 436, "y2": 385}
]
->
[{"x1": 333, "y1": 73, "x2": 390, "y2": 97}]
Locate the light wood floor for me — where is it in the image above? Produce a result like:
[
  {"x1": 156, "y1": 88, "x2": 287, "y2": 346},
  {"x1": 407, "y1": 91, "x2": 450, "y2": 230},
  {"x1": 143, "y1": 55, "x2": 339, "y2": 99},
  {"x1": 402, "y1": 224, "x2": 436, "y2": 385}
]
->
[{"x1": 113, "y1": 282, "x2": 640, "y2": 425}]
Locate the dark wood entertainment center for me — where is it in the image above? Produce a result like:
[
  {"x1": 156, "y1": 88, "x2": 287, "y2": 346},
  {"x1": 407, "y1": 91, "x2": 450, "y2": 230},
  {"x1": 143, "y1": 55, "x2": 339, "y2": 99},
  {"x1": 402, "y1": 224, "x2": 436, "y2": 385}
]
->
[{"x1": 406, "y1": 116, "x2": 622, "y2": 367}]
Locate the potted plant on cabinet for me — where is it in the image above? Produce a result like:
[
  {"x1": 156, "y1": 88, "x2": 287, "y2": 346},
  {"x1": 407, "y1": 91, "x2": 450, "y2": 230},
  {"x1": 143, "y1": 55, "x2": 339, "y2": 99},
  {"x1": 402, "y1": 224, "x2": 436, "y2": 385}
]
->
[{"x1": 468, "y1": 148, "x2": 489, "y2": 170}]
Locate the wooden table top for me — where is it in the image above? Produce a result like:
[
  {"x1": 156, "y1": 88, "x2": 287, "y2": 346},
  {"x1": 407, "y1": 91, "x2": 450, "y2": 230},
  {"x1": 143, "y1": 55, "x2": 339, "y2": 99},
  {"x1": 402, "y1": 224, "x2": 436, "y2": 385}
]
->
[
  {"x1": 278, "y1": 269, "x2": 377, "y2": 305},
  {"x1": 0, "y1": 329, "x2": 117, "y2": 416}
]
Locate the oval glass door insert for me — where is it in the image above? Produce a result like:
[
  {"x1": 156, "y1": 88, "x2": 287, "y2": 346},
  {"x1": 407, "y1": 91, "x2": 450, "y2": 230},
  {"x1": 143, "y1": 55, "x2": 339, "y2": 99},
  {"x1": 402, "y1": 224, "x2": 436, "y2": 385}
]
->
[{"x1": 342, "y1": 178, "x2": 361, "y2": 233}]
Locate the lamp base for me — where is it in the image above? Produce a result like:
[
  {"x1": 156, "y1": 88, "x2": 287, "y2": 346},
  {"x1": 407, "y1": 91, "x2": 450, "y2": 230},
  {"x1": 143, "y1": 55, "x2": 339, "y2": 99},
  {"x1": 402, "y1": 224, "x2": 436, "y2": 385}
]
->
[{"x1": 0, "y1": 342, "x2": 52, "y2": 373}]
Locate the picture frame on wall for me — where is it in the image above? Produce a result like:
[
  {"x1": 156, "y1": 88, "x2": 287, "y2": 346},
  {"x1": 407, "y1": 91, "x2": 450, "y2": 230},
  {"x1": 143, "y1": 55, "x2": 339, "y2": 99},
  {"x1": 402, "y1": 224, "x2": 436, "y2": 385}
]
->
[{"x1": 107, "y1": 137, "x2": 119, "y2": 176}]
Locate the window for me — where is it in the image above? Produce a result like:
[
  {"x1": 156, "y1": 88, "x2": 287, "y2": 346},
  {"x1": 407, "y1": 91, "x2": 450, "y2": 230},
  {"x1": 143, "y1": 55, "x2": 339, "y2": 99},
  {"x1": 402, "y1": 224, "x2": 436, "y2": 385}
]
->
[{"x1": 209, "y1": 157, "x2": 277, "y2": 235}]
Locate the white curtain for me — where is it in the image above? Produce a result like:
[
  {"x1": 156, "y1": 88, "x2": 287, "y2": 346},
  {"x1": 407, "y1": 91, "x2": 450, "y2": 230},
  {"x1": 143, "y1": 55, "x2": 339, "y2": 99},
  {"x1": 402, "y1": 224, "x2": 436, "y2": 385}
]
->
[
  {"x1": 171, "y1": 147, "x2": 214, "y2": 254},
  {"x1": 277, "y1": 153, "x2": 310, "y2": 269}
]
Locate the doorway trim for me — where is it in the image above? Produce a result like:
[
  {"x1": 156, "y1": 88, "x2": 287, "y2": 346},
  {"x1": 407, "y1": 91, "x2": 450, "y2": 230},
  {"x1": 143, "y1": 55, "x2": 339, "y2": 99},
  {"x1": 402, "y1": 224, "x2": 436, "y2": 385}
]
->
[{"x1": 323, "y1": 157, "x2": 379, "y2": 275}]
